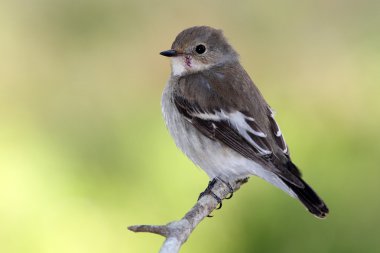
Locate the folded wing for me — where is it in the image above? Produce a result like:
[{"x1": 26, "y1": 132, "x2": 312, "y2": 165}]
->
[{"x1": 174, "y1": 95, "x2": 303, "y2": 187}]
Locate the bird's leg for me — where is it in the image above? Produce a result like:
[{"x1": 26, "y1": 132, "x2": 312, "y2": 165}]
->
[
  {"x1": 198, "y1": 178, "x2": 222, "y2": 205},
  {"x1": 197, "y1": 177, "x2": 238, "y2": 218},
  {"x1": 198, "y1": 178, "x2": 223, "y2": 217},
  {"x1": 198, "y1": 177, "x2": 248, "y2": 203}
]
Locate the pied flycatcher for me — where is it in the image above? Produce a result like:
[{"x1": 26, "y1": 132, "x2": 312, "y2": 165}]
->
[{"x1": 160, "y1": 26, "x2": 328, "y2": 218}]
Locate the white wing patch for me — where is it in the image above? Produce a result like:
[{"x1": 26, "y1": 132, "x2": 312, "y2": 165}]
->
[
  {"x1": 193, "y1": 110, "x2": 271, "y2": 156},
  {"x1": 268, "y1": 108, "x2": 288, "y2": 154}
]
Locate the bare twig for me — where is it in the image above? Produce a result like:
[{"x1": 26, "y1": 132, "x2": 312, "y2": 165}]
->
[{"x1": 128, "y1": 178, "x2": 248, "y2": 253}]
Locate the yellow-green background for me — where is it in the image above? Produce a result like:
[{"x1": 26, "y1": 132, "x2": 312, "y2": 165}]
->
[{"x1": 1, "y1": 0, "x2": 379, "y2": 252}]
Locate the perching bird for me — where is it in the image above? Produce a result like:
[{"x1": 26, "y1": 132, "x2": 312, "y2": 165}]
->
[{"x1": 160, "y1": 26, "x2": 329, "y2": 218}]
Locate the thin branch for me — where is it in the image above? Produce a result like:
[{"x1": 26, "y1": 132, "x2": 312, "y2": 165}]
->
[{"x1": 128, "y1": 178, "x2": 248, "y2": 253}]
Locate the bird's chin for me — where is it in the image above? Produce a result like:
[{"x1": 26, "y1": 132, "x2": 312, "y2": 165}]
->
[
  {"x1": 171, "y1": 56, "x2": 188, "y2": 76},
  {"x1": 171, "y1": 56, "x2": 211, "y2": 77}
]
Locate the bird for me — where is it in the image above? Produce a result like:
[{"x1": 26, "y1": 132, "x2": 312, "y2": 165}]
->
[{"x1": 160, "y1": 26, "x2": 329, "y2": 218}]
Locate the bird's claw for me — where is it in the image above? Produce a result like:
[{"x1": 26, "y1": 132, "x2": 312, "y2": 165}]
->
[
  {"x1": 198, "y1": 177, "x2": 236, "y2": 217},
  {"x1": 223, "y1": 180, "x2": 234, "y2": 199},
  {"x1": 198, "y1": 178, "x2": 218, "y2": 201}
]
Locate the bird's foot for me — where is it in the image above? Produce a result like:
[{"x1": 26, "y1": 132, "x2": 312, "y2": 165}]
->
[
  {"x1": 221, "y1": 178, "x2": 234, "y2": 199},
  {"x1": 198, "y1": 178, "x2": 221, "y2": 204},
  {"x1": 197, "y1": 177, "x2": 235, "y2": 217}
]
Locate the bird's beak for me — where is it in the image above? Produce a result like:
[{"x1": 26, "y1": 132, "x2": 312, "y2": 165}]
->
[{"x1": 160, "y1": 49, "x2": 179, "y2": 57}]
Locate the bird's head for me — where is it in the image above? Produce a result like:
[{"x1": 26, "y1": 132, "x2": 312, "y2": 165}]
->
[{"x1": 160, "y1": 26, "x2": 238, "y2": 76}]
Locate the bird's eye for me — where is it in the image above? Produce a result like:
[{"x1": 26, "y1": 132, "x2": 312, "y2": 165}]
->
[{"x1": 195, "y1": 44, "x2": 206, "y2": 54}]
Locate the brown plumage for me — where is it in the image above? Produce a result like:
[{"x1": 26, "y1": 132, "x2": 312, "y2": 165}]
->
[{"x1": 161, "y1": 26, "x2": 329, "y2": 218}]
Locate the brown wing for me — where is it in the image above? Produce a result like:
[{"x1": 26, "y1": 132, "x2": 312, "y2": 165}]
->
[{"x1": 174, "y1": 94, "x2": 303, "y2": 187}]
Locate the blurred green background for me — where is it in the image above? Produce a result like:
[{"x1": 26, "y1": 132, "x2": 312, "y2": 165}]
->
[{"x1": 1, "y1": 0, "x2": 379, "y2": 252}]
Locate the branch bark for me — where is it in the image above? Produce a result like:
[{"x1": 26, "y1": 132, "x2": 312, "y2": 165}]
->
[{"x1": 128, "y1": 178, "x2": 248, "y2": 253}]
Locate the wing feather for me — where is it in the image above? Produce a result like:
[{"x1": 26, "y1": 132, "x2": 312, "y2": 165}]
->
[
  {"x1": 174, "y1": 95, "x2": 304, "y2": 187},
  {"x1": 267, "y1": 107, "x2": 289, "y2": 154},
  {"x1": 174, "y1": 95, "x2": 272, "y2": 159}
]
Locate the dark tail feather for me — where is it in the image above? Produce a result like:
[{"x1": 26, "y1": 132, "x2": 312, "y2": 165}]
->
[{"x1": 282, "y1": 162, "x2": 329, "y2": 218}]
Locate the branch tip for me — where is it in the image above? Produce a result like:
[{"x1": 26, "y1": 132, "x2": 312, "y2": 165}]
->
[
  {"x1": 129, "y1": 178, "x2": 247, "y2": 252},
  {"x1": 128, "y1": 224, "x2": 168, "y2": 237}
]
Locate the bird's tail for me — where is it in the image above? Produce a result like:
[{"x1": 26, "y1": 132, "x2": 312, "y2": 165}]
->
[{"x1": 281, "y1": 161, "x2": 329, "y2": 218}]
